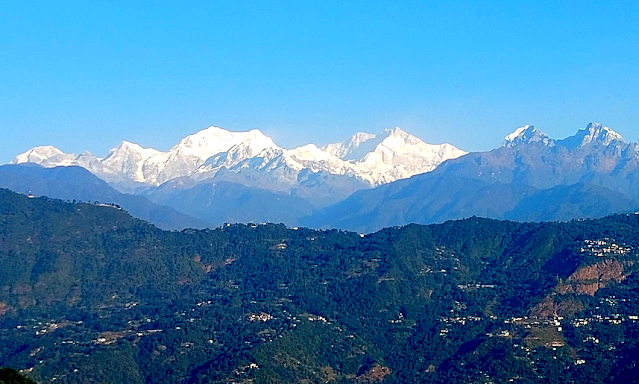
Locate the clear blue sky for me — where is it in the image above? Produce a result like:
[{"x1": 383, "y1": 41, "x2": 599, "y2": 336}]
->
[{"x1": 2, "y1": 1, "x2": 638, "y2": 163}]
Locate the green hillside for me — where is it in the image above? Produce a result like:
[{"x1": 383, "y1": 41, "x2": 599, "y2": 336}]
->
[{"x1": 1, "y1": 188, "x2": 639, "y2": 383}]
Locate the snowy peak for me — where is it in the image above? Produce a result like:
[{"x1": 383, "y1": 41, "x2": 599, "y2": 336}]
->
[
  {"x1": 353, "y1": 128, "x2": 466, "y2": 184},
  {"x1": 103, "y1": 127, "x2": 282, "y2": 185},
  {"x1": 175, "y1": 126, "x2": 237, "y2": 156},
  {"x1": 322, "y1": 132, "x2": 377, "y2": 160},
  {"x1": 11, "y1": 145, "x2": 81, "y2": 168},
  {"x1": 504, "y1": 125, "x2": 554, "y2": 147},
  {"x1": 384, "y1": 127, "x2": 410, "y2": 138},
  {"x1": 323, "y1": 127, "x2": 446, "y2": 161},
  {"x1": 100, "y1": 141, "x2": 162, "y2": 183},
  {"x1": 171, "y1": 126, "x2": 276, "y2": 161},
  {"x1": 9, "y1": 122, "x2": 636, "y2": 201},
  {"x1": 223, "y1": 137, "x2": 281, "y2": 163},
  {"x1": 504, "y1": 125, "x2": 533, "y2": 142},
  {"x1": 275, "y1": 144, "x2": 352, "y2": 174},
  {"x1": 584, "y1": 122, "x2": 623, "y2": 144},
  {"x1": 192, "y1": 126, "x2": 466, "y2": 188},
  {"x1": 104, "y1": 141, "x2": 160, "y2": 161},
  {"x1": 9, "y1": 124, "x2": 467, "y2": 190},
  {"x1": 318, "y1": 127, "x2": 466, "y2": 185},
  {"x1": 10, "y1": 126, "x2": 283, "y2": 188},
  {"x1": 193, "y1": 135, "x2": 282, "y2": 177},
  {"x1": 11, "y1": 146, "x2": 65, "y2": 165},
  {"x1": 559, "y1": 122, "x2": 624, "y2": 149},
  {"x1": 503, "y1": 122, "x2": 626, "y2": 150},
  {"x1": 375, "y1": 127, "x2": 428, "y2": 149},
  {"x1": 321, "y1": 127, "x2": 415, "y2": 162}
]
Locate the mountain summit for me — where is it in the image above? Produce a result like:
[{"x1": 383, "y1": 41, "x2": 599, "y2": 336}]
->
[
  {"x1": 12, "y1": 145, "x2": 68, "y2": 164},
  {"x1": 339, "y1": 127, "x2": 467, "y2": 185},
  {"x1": 504, "y1": 122, "x2": 625, "y2": 150},
  {"x1": 8, "y1": 122, "x2": 638, "y2": 230},
  {"x1": 184, "y1": 127, "x2": 466, "y2": 206},
  {"x1": 11, "y1": 126, "x2": 465, "y2": 195},
  {"x1": 308, "y1": 122, "x2": 639, "y2": 232},
  {"x1": 504, "y1": 125, "x2": 554, "y2": 147},
  {"x1": 558, "y1": 122, "x2": 624, "y2": 149}
]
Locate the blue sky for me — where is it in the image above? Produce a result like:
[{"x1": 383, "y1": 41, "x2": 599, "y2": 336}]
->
[{"x1": 2, "y1": 1, "x2": 638, "y2": 163}]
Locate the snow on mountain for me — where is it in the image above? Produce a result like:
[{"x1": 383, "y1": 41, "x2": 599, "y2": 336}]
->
[
  {"x1": 282, "y1": 144, "x2": 357, "y2": 173},
  {"x1": 319, "y1": 128, "x2": 467, "y2": 185},
  {"x1": 190, "y1": 127, "x2": 466, "y2": 189},
  {"x1": 188, "y1": 131, "x2": 282, "y2": 181},
  {"x1": 101, "y1": 127, "x2": 280, "y2": 185},
  {"x1": 322, "y1": 132, "x2": 378, "y2": 161},
  {"x1": 503, "y1": 123, "x2": 626, "y2": 151},
  {"x1": 12, "y1": 146, "x2": 62, "y2": 164},
  {"x1": 100, "y1": 141, "x2": 162, "y2": 183},
  {"x1": 11, "y1": 146, "x2": 76, "y2": 166},
  {"x1": 191, "y1": 144, "x2": 361, "y2": 192},
  {"x1": 350, "y1": 128, "x2": 467, "y2": 184},
  {"x1": 10, "y1": 125, "x2": 465, "y2": 192},
  {"x1": 558, "y1": 122, "x2": 624, "y2": 149},
  {"x1": 16, "y1": 123, "x2": 627, "y2": 193},
  {"x1": 504, "y1": 125, "x2": 555, "y2": 147},
  {"x1": 11, "y1": 126, "x2": 281, "y2": 188},
  {"x1": 169, "y1": 127, "x2": 276, "y2": 161}
]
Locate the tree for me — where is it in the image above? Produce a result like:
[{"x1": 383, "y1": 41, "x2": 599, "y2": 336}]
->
[{"x1": 0, "y1": 368, "x2": 38, "y2": 384}]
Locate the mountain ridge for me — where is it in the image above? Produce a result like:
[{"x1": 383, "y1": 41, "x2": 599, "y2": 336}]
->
[
  {"x1": 306, "y1": 122, "x2": 639, "y2": 232},
  {"x1": 8, "y1": 122, "x2": 639, "y2": 231},
  {"x1": 11, "y1": 126, "x2": 465, "y2": 194}
]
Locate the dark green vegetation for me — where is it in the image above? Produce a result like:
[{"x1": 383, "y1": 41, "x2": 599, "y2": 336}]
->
[
  {"x1": 1, "y1": 188, "x2": 639, "y2": 383},
  {"x1": 0, "y1": 368, "x2": 37, "y2": 384}
]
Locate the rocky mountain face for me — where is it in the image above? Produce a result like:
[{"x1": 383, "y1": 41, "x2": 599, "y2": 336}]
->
[{"x1": 308, "y1": 123, "x2": 639, "y2": 232}]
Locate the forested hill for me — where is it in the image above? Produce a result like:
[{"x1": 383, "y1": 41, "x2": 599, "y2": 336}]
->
[{"x1": 1, "y1": 188, "x2": 639, "y2": 383}]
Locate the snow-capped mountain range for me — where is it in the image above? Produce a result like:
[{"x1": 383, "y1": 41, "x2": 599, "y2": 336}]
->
[
  {"x1": 311, "y1": 122, "x2": 639, "y2": 232},
  {"x1": 12, "y1": 126, "x2": 466, "y2": 193},
  {"x1": 503, "y1": 122, "x2": 627, "y2": 149},
  {"x1": 7, "y1": 122, "x2": 639, "y2": 231}
]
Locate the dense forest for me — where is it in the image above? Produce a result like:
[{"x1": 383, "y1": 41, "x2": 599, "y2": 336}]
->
[
  {"x1": 0, "y1": 368, "x2": 37, "y2": 384},
  {"x1": 1, "y1": 188, "x2": 639, "y2": 383}
]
